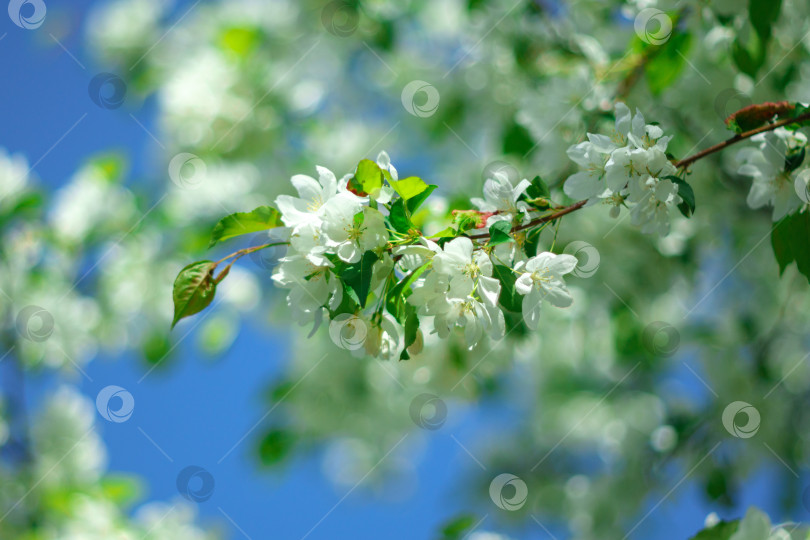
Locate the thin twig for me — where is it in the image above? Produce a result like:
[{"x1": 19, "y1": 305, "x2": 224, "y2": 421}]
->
[
  {"x1": 464, "y1": 200, "x2": 588, "y2": 240},
  {"x1": 674, "y1": 111, "x2": 810, "y2": 169}
]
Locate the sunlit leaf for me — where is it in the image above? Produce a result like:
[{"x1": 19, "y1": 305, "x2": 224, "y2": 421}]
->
[
  {"x1": 171, "y1": 261, "x2": 218, "y2": 328},
  {"x1": 209, "y1": 206, "x2": 283, "y2": 248}
]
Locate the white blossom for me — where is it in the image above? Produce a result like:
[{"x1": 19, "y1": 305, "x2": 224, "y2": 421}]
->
[
  {"x1": 471, "y1": 172, "x2": 533, "y2": 226},
  {"x1": 515, "y1": 252, "x2": 578, "y2": 329},
  {"x1": 563, "y1": 102, "x2": 680, "y2": 236},
  {"x1": 737, "y1": 128, "x2": 807, "y2": 221}
]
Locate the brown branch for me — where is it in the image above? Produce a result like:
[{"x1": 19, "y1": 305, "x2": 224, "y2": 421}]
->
[
  {"x1": 464, "y1": 200, "x2": 588, "y2": 241},
  {"x1": 674, "y1": 111, "x2": 810, "y2": 169}
]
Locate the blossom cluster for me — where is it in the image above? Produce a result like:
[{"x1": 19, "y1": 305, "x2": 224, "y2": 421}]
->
[
  {"x1": 563, "y1": 102, "x2": 683, "y2": 236},
  {"x1": 736, "y1": 127, "x2": 809, "y2": 221},
  {"x1": 267, "y1": 152, "x2": 579, "y2": 359}
]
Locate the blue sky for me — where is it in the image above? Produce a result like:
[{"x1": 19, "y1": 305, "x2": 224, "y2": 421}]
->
[{"x1": 2, "y1": 1, "x2": 798, "y2": 538}]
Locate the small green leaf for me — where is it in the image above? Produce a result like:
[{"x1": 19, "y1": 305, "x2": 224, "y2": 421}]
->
[
  {"x1": 209, "y1": 206, "x2": 283, "y2": 248},
  {"x1": 666, "y1": 176, "x2": 696, "y2": 218},
  {"x1": 646, "y1": 31, "x2": 692, "y2": 95},
  {"x1": 488, "y1": 220, "x2": 513, "y2": 245},
  {"x1": 502, "y1": 119, "x2": 535, "y2": 156},
  {"x1": 771, "y1": 215, "x2": 794, "y2": 275},
  {"x1": 171, "y1": 261, "x2": 218, "y2": 328},
  {"x1": 429, "y1": 227, "x2": 457, "y2": 239},
  {"x1": 343, "y1": 251, "x2": 379, "y2": 308},
  {"x1": 390, "y1": 176, "x2": 429, "y2": 200},
  {"x1": 389, "y1": 198, "x2": 413, "y2": 233},
  {"x1": 525, "y1": 175, "x2": 550, "y2": 200},
  {"x1": 524, "y1": 226, "x2": 541, "y2": 258},
  {"x1": 785, "y1": 146, "x2": 805, "y2": 173},
  {"x1": 386, "y1": 263, "x2": 429, "y2": 320},
  {"x1": 407, "y1": 184, "x2": 437, "y2": 214},
  {"x1": 749, "y1": 0, "x2": 782, "y2": 43},
  {"x1": 348, "y1": 159, "x2": 384, "y2": 196},
  {"x1": 731, "y1": 28, "x2": 766, "y2": 79},
  {"x1": 401, "y1": 304, "x2": 419, "y2": 360},
  {"x1": 492, "y1": 264, "x2": 523, "y2": 312},
  {"x1": 771, "y1": 211, "x2": 810, "y2": 282}
]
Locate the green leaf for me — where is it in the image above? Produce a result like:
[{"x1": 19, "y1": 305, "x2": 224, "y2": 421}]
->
[
  {"x1": 401, "y1": 304, "x2": 419, "y2": 360},
  {"x1": 389, "y1": 198, "x2": 413, "y2": 234},
  {"x1": 666, "y1": 176, "x2": 696, "y2": 218},
  {"x1": 386, "y1": 263, "x2": 429, "y2": 320},
  {"x1": 488, "y1": 220, "x2": 513, "y2": 245},
  {"x1": 785, "y1": 146, "x2": 805, "y2": 172},
  {"x1": 645, "y1": 31, "x2": 692, "y2": 95},
  {"x1": 342, "y1": 251, "x2": 379, "y2": 308},
  {"x1": 209, "y1": 206, "x2": 283, "y2": 248},
  {"x1": 502, "y1": 119, "x2": 535, "y2": 156},
  {"x1": 440, "y1": 514, "x2": 478, "y2": 539},
  {"x1": 731, "y1": 26, "x2": 766, "y2": 78},
  {"x1": 525, "y1": 175, "x2": 550, "y2": 200},
  {"x1": 171, "y1": 261, "x2": 218, "y2": 329},
  {"x1": 390, "y1": 264, "x2": 429, "y2": 301},
  {"x1": 348, "y1": 159, "x2": 383, "y2": 196},
  {"x1": 429, "y1": 226, "x2": 457, "y2": 239},
  {"x1": 749, "y1": 0, "x2": 782, "y2": 43},
  {"x1": 771, "y1": 211, "x2": 810, "y2": 282},
  {"x1": 390, "y1": 176, "x2": 429, "y2": 200},
  {"x1": 258, "y1": 429, "x2": 295, "y2": 466},
  {"x1": 524, "y1": 226, "x2": 541, "y2": 258},
  {"x1": 407, "y1": 184, "x2": 437, "y2": 214},
  {"x1": 492, "y1": 264, "x2": 523, "y2": 312}
]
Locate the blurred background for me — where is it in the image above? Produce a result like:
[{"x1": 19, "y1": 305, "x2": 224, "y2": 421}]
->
[{"x1": 1, "y1": 0, "x2": 810, "y2": 538}]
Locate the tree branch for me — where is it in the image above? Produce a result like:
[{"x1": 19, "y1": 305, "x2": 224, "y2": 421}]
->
[
  {"x1": 464, "y1": 200, "x2": 588, "y2": 240},
  {"x1": 674, "y1": 111, "x2": 810, "y2": 169}
]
